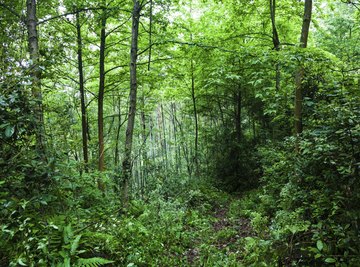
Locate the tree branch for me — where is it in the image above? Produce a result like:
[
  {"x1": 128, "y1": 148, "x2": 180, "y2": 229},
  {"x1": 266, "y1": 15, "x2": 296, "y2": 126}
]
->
[
  {"x1": 165, "y1": 40, "x2": 238, "y2": 53},
  {"x1": 38, "y1": 8, "x2": 102, "y2": 25},
  {"x1": 341, "y1": 0, "x2": 360, "y2": 11},
  {"x1": 0, "y1": 2, "x2": 24, "y2": 22},
  {"x1": 105, "y1": 15, "x2": 132, "y2": 37}
]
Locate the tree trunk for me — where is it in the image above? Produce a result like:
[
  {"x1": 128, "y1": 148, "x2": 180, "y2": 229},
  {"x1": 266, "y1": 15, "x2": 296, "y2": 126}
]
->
[
  {"x1": 114, "y1": 97, "x2": 121, "y2": 166},
  {"x1": 269, "y1": 0, "x2": 281, "y2": 92},
  {"x1": 122, "y1": 0, "x2": 141, "y2": 206},
  {"x1": 98, "y1": 3, "x2": 107, "y2": 172},
  {"x1": 299, "y1": 0, "x2": 312, "y2": 49},
  {"x1": 217, "y1": 99, "x2": 225, "y2": 127},
  {"x1": 147, "y1": 0, "x2": 153, "y2": 72},
  {"x1": 26, "y1": 0, "x2": 46, "y2": 158},
  {"x1": 76, "y1": 12, "x2": 89, "y2": 172},
  {"x1": 140, "y1": 94, "x2": 147, "y2": 191},
  {"x1": 235, "y1": 90, "x2": 242, "y2": 142},
  {"x1": 294, "y1": 0, "x2": 312, "y2": 140},
  {"x1": 140, "y1": 0, "x2": 152, "y2": 188},
  {"x1": 160, "y1": 103, "x2": 168, "y2": 171},
  {"x1": 171, "y1": 103, "x2": 181, "y2": 173},
  {"x1": 190, "y1": 58, "x2": 199, "y2": 175},
  {"x1": 269, "y1": 0, "x2": 280, "y2": 51}
]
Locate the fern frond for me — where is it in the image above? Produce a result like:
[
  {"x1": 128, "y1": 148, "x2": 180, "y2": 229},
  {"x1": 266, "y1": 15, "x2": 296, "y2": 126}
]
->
[
  {"x1": 70, "y1": 234, "x2": 82, "y2": 255},
  {"x1": 76, "y1": 257, "x2": 114, "y2": 267}
]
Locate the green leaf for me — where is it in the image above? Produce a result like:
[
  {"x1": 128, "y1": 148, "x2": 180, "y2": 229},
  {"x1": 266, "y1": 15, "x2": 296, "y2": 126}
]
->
[
  {"x1": 77, "y1": 257, "x2": 114, "y2": 266},
  {"x1": 17, "y1": 258, "x2": 27, "y2": 266},
  {"x1": 0, "y1": 123, "x2": 10, "y2": 129},
  {"x1": 5, "y1": 125, "x2": 15, "y2": 137},
  {"x1": 63, "y1": 224, "x2": 73, "y2": 243},
  {"x1": 70, "y1": 234, "x2": 82, "y2": 256},
  {"x1": 325, "y1": 258, "x2": 336, "y2": 263},
  {"x1": 64, "y1": 257, "x2": 71, "y2": 267},
  {"x1": 316, "y1": 240, "x2": 323, "y2": 251}
]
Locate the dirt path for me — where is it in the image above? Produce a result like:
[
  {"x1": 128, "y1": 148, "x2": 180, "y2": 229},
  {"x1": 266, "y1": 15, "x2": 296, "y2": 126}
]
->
[{"x1": 186, "y1": 198, "x2": 254, "y2": 265}]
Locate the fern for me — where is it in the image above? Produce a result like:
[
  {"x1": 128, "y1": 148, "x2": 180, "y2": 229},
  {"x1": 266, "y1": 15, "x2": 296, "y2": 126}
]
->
[
  {"x1": 70, "y1": 234, "x2": 82, "y2": 256},
  {"x1": 76, "y1": 257, "x2": 114, "y2": 267}
]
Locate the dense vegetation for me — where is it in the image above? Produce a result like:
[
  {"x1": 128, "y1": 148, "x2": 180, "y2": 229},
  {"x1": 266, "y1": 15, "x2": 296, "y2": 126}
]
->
[{"x1": 1, "y1": 0, "x2": 359, "y2": 266}]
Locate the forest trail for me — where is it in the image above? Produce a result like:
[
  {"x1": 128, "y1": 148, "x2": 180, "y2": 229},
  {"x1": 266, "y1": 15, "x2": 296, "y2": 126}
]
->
[{"x1": 185, "y1": 194, "x2": 255, "y2": 265}]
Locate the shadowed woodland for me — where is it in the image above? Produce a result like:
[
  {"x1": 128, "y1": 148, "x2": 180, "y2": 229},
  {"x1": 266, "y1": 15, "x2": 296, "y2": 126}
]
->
[{"x1": 1, "y1": 0, "x2": 360, "y2": 266}]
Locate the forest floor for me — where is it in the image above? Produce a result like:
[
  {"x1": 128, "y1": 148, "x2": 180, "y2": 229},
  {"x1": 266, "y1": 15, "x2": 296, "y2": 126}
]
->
[{"x1": 181, "y1": 191, "x2": 257, "y2": 266}]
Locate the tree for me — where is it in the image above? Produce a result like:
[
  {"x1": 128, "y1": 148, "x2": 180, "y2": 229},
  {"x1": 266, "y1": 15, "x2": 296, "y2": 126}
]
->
[
  {"x1": 98, "y1": 0, "x2": 107, "y2": 172},
  {"x1": 269, "y1": 0, "x2": 281, "y2": 92},
  {"x1": 122, "y1": 0, "x2": 142, "y2": 205},
  {"x1": 76, "y1": 11, "x2": 89, "y2": 172},
  {"x1": 294, "y1": 0, "x2": 312, "y2": 139},
  {"x1": 26, "y1": 0, "x2": 46, "y2": 158}
]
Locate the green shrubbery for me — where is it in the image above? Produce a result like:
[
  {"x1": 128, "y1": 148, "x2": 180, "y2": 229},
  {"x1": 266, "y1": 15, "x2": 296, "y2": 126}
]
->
[
  {"x1": 236, "y1": 114, "x2": 360, "y2": 266},
  {"x1": 1, "y1": 167, "x2": 239, "y2": 266}
]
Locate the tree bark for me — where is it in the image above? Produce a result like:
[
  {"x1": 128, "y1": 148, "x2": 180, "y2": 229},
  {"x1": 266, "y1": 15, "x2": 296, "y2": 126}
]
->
[
  {"x1": 140, "y1": 0, "x2": 152, "y2": 189},
  {"x1": 76, "y1": 12, "x2": 89, "y2": 172},
  {"x1": 299, "y1": 0, "x2": 312, "y2": 49},
  {"x1": 26, "y1": 0, "x2": 46, "y2": 158},
  {"x1": 160, "y1": 103, "x2": 168, "y2": 171},
  {"x1": 235, "y1": 90, "x2": 242, "y2": 142},
  {"x1": 122, "y1": 0, "x2": 141, "y2": 206},
  {"x1": 294, "y1": 0, "x2": 312, "y2": 139},
  {"x1": 147, "y1": 0, "x2": 153, "y2": 72},
  {"x1": 171, "y1": 103, "x2": 181, "y2": 173},
  {"x1": 269, "y1": 0, "x2": 280, "y2": 51},
  {"x1": 269, "y1": 0, "x2": 281, "y2": 92},
  {"x1": 190, "y1": 58, "x2": 199, "y2": 175},
  {"x1": 141, "y1": 92, "x2": 148, "y2": 190},
  {"x1": 114, "y1": 97, "x2": 121, "y2": 166},
  {"x1": 140, "y1": 95, "x2": 147, "y2": 195},
  {"x1": 98, "y1": 3, "x2": 107, "y2": 172}
]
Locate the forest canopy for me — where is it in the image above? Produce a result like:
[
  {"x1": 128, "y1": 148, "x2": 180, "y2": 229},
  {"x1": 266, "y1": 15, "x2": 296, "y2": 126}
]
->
[{"x1": 1, "y1": 0, "x2": 359, "y2": 266}]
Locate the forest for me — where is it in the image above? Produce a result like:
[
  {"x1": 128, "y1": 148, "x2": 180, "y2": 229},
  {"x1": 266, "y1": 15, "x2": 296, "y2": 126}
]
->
[{"x1": 1, "y1": 0, "x2": 360, "y2": 266}]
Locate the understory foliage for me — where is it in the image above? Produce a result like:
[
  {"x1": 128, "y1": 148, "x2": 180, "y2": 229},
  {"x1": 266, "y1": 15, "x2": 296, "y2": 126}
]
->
[
  {"x1": 0, "y1": 168, "x2": 237, "y2": 266},
  {"x1": 1, "y1": 0, "x2": 360, "y2": 266},
  {"x1": 236, "y1": 83, "x2": 360, "y2": 266}
]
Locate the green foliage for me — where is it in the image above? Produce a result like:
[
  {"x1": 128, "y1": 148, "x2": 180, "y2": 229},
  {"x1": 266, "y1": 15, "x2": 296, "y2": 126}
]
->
[
  {"x1": 245, "y1": 119, "x2": 360, "y2": 265},
  {"x1": 2, "y1": 0, "x2": 360, "y2": 266}
]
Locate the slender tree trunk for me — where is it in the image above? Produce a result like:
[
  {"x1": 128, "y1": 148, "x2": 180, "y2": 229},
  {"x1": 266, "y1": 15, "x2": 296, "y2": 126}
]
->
[
  {"x1": 217, "y1": 99, "x2": 225, "y2": 127},
  {"x1": 253, "y1": 118, "x2": 256, "y2": 140},
  {"x1": 270, "y1": 0, "x2": 280, "y2": 50},
  {"x1": 160, "y1": 103, "x2": 168, "y2": 171},
  {"x1": 98, "y1": 3, "x2": 107, "y2": 172},
  {"x1": 76, "y1": 12, "x2": 89, "y2": 172},
  {"x1": 139, "y1": 0, "x2": 152, "y2": 187},
  {"x1": 147, "y1": 0, "x2": 153, "y2": 72},
  {"x1": 190, "y1": 58, "x2": 199, "y2": 175},
  {"x1": 140, "y1": 94, "x2": 147, "y2": 189},
  {"x1": 171, "y1": 103, "x2": 181, "y2": 173},
  {"x1": 149, "y1": 118, "x2": 155, "y2": 162},
  {"x1": 122, "y1": 0, "x2": 141, "y2": 205},
  {"x1": 156, "y1": 106, "x2": 164, "y2": 168},
  {"x1": 235, "y1": 90, "x2": 242, "y2": 142},
  {"x1": 167, "y1": 107, "x2": 173, "y2": 170},
  {"x1": 114, "y1": 97, "x2": 121, "y2": 166},
  {"x1": 270, "y1": 0, "x2": 281, "y2": 139},
  {"x1": 174, "y1": 112, "x2": 192, "y2": 177},
  {"x1": 0, "y1": 32, "x2": 7, "y2": 74},
  {"x1": 26, "y1": 0, "x2": 46, "y2": 158},
  {"x1": 269, "y1": 0, "x2": 281, "y2": 91},
  {"x1": 294, "y1": 0, "x2": 312, "y2": 140}
]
